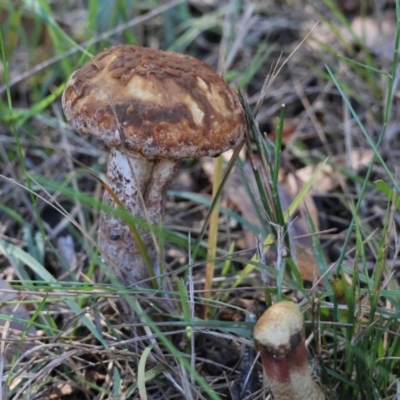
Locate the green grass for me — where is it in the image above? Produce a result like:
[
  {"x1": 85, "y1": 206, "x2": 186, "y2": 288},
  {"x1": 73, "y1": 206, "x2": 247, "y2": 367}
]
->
[{"x1": 0, "y1": 0, "x2": 400, "y2": 399}]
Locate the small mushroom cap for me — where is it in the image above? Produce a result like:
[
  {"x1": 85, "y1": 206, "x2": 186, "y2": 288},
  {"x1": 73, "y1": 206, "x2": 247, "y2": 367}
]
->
[
  {"x1": 253, "y1": 301, "x2": 304, "y2": 358},
  {"x1": 62, "y1": 45, "x2": 245, "y2": 159}
]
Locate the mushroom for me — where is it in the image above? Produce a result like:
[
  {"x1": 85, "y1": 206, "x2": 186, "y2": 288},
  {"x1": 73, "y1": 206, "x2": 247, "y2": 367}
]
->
[
  {"x1": 62, "y1": 45, "x2": 244, "y2": 287},
  {"x1": 253, "y1": 301, "x2": 325, "y2": 400}
]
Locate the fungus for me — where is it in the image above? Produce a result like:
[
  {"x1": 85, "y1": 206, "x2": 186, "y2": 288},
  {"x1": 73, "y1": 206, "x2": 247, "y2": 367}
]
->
[
  {"x1": 62, "y1": 44, "x2": 245, "y2": 286},
  {"x1": 253, "y1": 301, "x2": 325, "y2": 400}
]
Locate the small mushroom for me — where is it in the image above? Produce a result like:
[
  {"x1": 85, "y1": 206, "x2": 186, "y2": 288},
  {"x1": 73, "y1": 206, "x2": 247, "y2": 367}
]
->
[
  {"x1": 253, "y1": 301, "x2": 325, "y2": 400},
  {"x1": 62, "y1": 45, "x2": 245, "y2": 287}
]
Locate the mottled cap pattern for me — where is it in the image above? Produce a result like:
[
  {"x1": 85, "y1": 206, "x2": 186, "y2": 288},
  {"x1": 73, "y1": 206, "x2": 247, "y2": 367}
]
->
[{"x1": 62, "y1": 45, "x2": 245, "y2": 159}]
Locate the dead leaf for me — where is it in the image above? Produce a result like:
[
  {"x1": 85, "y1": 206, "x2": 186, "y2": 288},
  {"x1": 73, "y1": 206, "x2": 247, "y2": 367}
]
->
[
  {"x1": 351, "y1": 14, "x2": 397, "y2": 60},
  {"x1": 285, "y1": 149, "x2": 373, "y2": 195},
  {"x1": 295, "y1": 244, "x2": 321, "y2": 281},
  {"x1": 35, "y1": 382, "x2": 74, "y2": 400},
  {"x1": 202, "y1": 159, "x2": 321, "y2": 282}
]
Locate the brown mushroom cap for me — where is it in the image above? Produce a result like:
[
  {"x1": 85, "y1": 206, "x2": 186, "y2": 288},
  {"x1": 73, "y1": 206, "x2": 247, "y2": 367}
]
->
[
  {"x1": 62, "y1": 45, "x2": 244, "y2": 159},
  {"x1": 253, "y1": 301, "x2": 304, "y2": 358}
]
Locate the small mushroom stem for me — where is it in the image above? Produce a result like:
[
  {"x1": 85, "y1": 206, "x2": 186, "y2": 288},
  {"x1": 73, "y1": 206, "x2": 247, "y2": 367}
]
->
[
  {"x1": 253, "y1": 301, "x2": 325, "y2": 400},
  {"x1": 98, "y1": 148, "x2": 180, "y2": 286}
]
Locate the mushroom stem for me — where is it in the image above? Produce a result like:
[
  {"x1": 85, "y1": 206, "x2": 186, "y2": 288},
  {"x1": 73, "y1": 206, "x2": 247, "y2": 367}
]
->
[
  {"x1": 253, "y1": 301, "x2": 325, "y2": 400},
  {"x1": 98, "y1": 148, "x2": 180, "y2": 286}
]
